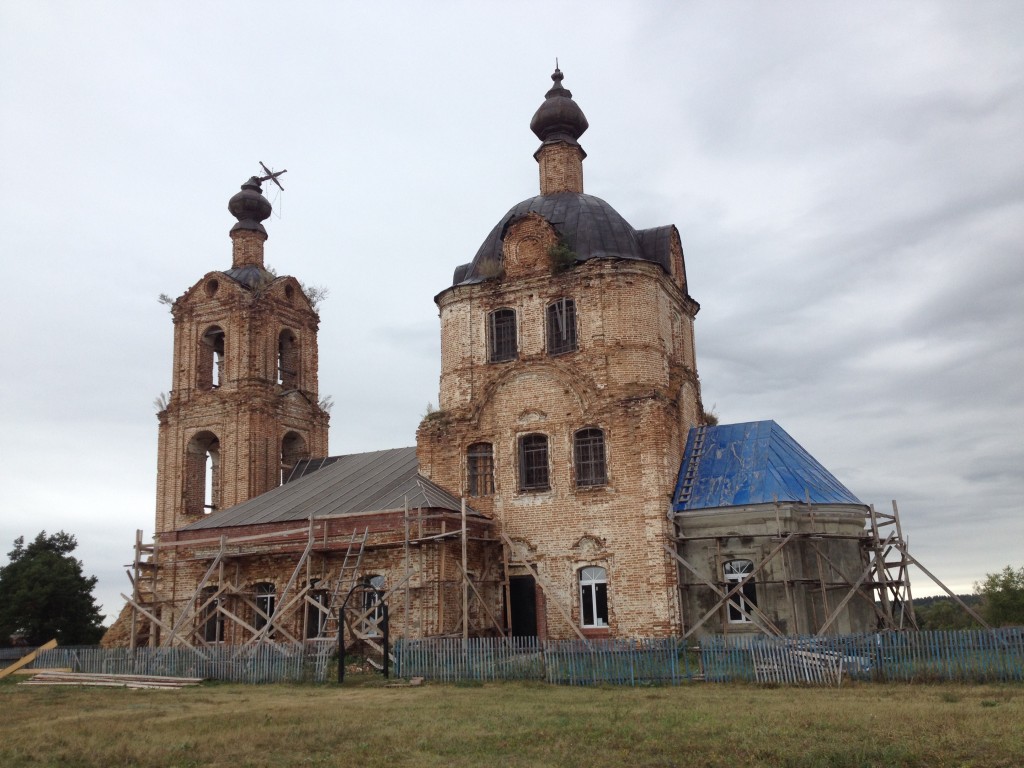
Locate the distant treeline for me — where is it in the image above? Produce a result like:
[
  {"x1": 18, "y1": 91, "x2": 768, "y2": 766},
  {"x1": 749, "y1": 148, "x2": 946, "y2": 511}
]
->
[{"x1": 909, "y1": 594, "x2": 983, "y2": 630}]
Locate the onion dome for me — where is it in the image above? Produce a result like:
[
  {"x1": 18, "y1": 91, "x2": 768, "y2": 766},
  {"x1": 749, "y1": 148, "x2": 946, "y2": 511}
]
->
[
  {"x1": 530, "y1": 68, "x2": 589, "y2": 146},
  {"x1": 228, "y1": 176, "x2": 272, "y2": 236}
]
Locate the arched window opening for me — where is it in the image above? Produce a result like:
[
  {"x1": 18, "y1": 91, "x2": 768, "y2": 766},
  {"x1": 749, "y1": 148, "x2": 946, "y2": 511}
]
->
[
  {"x1": 185, "y1": 431, "x2": 220, "y2": 517},
  {"x1": 546, "y1": 298, "x2": 577, "y2": 355},
  {"x1": 467, "y1": 442, "x2": 494, "y2": 497},
  {"x1": 197, "y1": 326, "x2": 225, "y2": 390},
  {"x1": 723, "y1": 559, "x2": 757, "y2": 623},
  {"x1": 200, "y1": 586, "x2": 224, "y2": 643},
  {"x1": 518, "y1": 433, "x2": 549, "y2": 491},
  {"x1": 253, "y1": 582, "x2": 276, "y2": 633},
  {"x1": 487, "y1": 308, "x2": 517, "y2": 362},
  {"x1": 579, "y1": 566, "x2": 608, "y2": 628},
  {"x1": 574, "y1": 427, "x2": 607, "y2": 487},
  {"x1": 278, "y1": 329, "x2": 299, "y2": 389},
  {"x1": 280, "y1": 431, "x2": 309, "y2": 485},
  {"x1": 305, "y1": 588, "x2": 328, "y2": 640},
  {"x1": 361, "y1": 575, "x2": 386, "y2": 637}
]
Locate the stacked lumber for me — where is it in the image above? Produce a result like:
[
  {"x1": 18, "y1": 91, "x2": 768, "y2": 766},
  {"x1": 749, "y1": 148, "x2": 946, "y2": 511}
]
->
[{"x1": 20, "y1": 672, "x2": 203, "y2": 689}]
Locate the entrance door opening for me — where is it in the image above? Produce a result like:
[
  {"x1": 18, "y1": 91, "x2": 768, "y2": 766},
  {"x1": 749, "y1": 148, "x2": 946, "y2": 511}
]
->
[{"x1": 508, "y1": 575, "x2": 537, "y2": 637}]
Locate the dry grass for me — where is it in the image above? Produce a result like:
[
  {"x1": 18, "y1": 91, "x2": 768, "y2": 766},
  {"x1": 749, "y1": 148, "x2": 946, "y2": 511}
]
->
[{"x1": 1, "y1": 676, "x2": 1021, "y2": 767}]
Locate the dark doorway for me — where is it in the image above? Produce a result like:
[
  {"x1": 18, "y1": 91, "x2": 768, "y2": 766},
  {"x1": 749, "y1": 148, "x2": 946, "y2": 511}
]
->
[{"x1": 508, "y1": 575, "x2": 537, "y2": 637}]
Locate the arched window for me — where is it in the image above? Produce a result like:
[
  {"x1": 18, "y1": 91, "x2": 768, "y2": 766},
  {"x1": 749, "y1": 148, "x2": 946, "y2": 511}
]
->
[
  {"x1": 197, "y1": 325, "x2": 225, "y2": 390},
  {"x1": 185, "y1": 431, "x2": 220, "y2": 517},
  {"x1": 200, "y1": 586, "x2": 224, "y2": 643},
  {"x1": 579, "y1": 566, "x2": 608, "y2": 628},
  {"x1": 361, "y1": 575, "x2": 386, "y2": 637},
  {"x1": 574, "y1": 427, "x2": 607, "y2": 487},
  {"x1": 723, "y1": 559, "x2": 757, "y2": 623},
  {"x1": 281, "y1": 431, "x2": 309, "y2": 485},
  {"x1": 518, "y1": 433, "x2": 549, "y2": 491},
  {"x1": 278, "y1": 329, "x2": 299, "y2": 389},
  {"x1": 487, "y1": 308, "x2": 517, "y2": 362},
  {"x1": 253, "y1": 582, "x2": 276, "y2": 632},
  {"x1": 546, "y1": 298, "x2": 577, "y2": 355},
  {"x1": 467, "y1": 442, "x2": 494, "y2": 497}
]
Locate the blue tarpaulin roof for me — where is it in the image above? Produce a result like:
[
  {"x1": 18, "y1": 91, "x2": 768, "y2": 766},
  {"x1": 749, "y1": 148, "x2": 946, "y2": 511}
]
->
[{"x1": 672, "y1": 421, "x2": 862, "y2": 512}]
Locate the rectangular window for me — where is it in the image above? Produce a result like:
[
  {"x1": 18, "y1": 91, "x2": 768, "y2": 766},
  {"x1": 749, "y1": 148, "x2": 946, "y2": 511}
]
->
[
  {"x1": 487, "y1": 308, "x2": 517, "y2": 362},
  {"x1": 724, "y1": 560, "x2": 757, "y2": 623},
  {"x1": 518, "y1": 434, "x2": 549, "y2": 491},
  {"x1": 546, "y1": 298, "x2": 577, "y2": 355},
  {"x1": 574, "y1": 428, "x2": 607, "y2": 487},
  {"x1": 253, "y1": 583, "x2": 275, "y2": 632},
  {"x1": 467, "y1": 442, "x2": 495, "y2": 496}
]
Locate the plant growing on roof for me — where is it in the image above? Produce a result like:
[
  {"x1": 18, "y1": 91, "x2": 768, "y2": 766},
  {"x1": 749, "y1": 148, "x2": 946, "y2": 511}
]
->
[{"x1": 548, "y1": 237, "x2": 577, "y2": 274}]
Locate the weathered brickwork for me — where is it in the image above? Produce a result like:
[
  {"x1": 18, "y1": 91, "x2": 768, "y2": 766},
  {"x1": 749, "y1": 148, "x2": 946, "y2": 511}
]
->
[
  {"x1": 418, "y1": 209, "x2": 705, "y2": 639},
  {"x1": 155, "y1": 228, "x2": 329, "y2": 534},
  {"x1": 537, "y1": 142, "x2": 585, "y2": 196}
]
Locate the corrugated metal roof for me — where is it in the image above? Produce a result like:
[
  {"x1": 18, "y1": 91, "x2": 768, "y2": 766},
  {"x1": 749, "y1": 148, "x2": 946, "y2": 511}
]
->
[
  {"x1": 451, "y1": 192, "x2": 674, "y2": 287},
  {"x1": 183, "y1": 447, "x2": 474, "y2": 531},
  {"x1": 672, "y1": 421, "x2": 862, "y2": 512}
]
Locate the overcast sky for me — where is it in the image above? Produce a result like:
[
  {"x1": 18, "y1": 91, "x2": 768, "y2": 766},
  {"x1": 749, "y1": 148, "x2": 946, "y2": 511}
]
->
[{"x1": 1, "y1": 2, "x2": 1021, "y2": 623}]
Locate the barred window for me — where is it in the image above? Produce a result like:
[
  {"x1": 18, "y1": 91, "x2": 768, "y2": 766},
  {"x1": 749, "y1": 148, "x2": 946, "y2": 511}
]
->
[
  {"x1": 518, "y1": 433, "x2": 549, "y2": 491},
  {"x1": 467, "y1": 442, "x2": 495, "y2": 497},
  {"x1": 574, "y1": 428, "x2": 607, "y2": 487},
  {"x1": 546, "y1": 298, "x2": 577, "y2": 355},
  {"x1": 487, "y1": 308, "x2": 517, "y2": 362}
]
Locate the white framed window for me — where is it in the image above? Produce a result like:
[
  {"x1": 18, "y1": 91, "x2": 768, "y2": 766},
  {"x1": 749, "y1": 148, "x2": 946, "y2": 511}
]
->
[
  {"x1": 723, "y1": 559, "x2": 757, "y2": 623},
  {"x1": 579, "y1": 566, "x2": 609, "y2": 628}
]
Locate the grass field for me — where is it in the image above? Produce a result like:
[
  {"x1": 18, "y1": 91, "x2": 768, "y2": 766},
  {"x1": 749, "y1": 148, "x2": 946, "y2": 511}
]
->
[{"x1": 1, "y1": 676, "x2": 1021, "y2": 767}]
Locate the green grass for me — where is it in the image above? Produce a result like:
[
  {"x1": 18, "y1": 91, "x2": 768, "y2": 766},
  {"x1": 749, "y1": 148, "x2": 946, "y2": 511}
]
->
[{"x1": 1, "y1": 676, "x2": 1021, "y2": 767}]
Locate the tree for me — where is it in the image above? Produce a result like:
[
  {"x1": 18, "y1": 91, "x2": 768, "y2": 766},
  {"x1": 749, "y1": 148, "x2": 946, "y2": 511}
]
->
[
  {"x1": 0, "y1": 531, "x2": 105, "y2": 645},
  {"x1": 975, "y1": 565, "x2": 1024, "y2": 627}
]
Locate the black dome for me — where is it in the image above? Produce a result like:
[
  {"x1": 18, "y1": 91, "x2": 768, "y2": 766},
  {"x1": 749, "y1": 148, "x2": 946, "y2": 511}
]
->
[
  {"x1": 530, "y1": 68, "x2": 588, "y2": 146},
  {"x1": 452, "y1": 193, "x2": 672, "y2": 286}
]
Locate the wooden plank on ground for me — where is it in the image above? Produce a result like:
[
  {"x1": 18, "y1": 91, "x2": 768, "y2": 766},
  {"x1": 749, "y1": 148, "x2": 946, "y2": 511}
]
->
[{"x1": 0, "y1": 639, "x2": 57, "y2": 680}]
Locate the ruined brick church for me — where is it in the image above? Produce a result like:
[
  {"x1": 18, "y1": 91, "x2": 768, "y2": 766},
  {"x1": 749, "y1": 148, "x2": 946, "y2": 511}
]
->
[{"x1": 105, "y1": 70, "x2": 911, "y2": 650}]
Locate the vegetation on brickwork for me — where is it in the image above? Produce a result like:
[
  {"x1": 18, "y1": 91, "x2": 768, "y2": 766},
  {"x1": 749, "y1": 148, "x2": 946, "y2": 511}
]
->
[
  {"x1": 1, "y1": 680, "x2": 1022, "y2": 766},
  {"x1": 0, "y1": 532, "x2": 105, "y2": 646},
  {"x1": 548, "y1": 237, "x2": 577, "y2": 273},
  {"x1": 702, "y1": 403, "x2": 719, "y2": 426},
  {"x1": 476, "y1": 259, "x2": 504, "y2": 280},
  {"x1": 152, "y1": 392, "x2": 169, "y2": 413},
  {"x1": 419, "y1": 402, "x2": 450, "y2": 431},
  {"x1": 318, "y1": 394, "x2": 334, "y2": 413},
  {"x1": 157, "y1": 293, "x2": 174, "y2": 311}
]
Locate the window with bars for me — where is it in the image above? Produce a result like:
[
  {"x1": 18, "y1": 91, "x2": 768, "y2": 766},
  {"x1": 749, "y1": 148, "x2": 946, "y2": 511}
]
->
[
  {"x1": 579, "y1": 566, "x2": 609, "y2": 628},
  {"x1": 467, "y1": 442, "x2": 495, "y2": 497},
  {"x1": 574, "y1": 427, "x2": 607, "y2": 487},
  {"x1": 723, "y1": 559, "x2": 757, "y2": 623},
  {"x1": 487, "y1": 308, "x2": 517, "y2": 362},
  {"x1": 518, "y1": 433, "x2": 550, "y2": 491},
  {"x1": 546, "y1": 298, "x2": 577, "y2": 355}
]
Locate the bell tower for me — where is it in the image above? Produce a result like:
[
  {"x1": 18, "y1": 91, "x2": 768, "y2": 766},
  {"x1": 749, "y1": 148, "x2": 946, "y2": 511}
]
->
[{"x1": 154, "y1": 174, "x2": 330, "y2": 534}]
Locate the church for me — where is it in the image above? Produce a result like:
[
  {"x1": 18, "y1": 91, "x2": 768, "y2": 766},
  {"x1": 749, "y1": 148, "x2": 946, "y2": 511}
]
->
[{"x1": 104, "y1": 69, "x2": 911, "y2": 651}]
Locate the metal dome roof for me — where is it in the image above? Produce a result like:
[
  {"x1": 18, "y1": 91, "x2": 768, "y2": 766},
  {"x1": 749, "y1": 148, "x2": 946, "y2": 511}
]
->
[{"x1": 452, "y1": 192, "x2": 673, "y2": 286}]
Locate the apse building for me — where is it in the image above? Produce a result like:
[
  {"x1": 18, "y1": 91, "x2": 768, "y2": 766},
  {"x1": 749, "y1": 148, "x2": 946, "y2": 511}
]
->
[{"x1": 105, "y1": 70, "x2": 897, "y2": 650}]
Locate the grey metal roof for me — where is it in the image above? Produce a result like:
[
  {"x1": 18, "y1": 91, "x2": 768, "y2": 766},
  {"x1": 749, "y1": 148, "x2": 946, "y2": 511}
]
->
[
  {"x1": 672, "y1": 421, "x2": 863, "y2": 512},
  {"x1": 451, "y1": 193, "x2": 674, "y2": 287},
  {"x1": 183, "y1": 447, "x2": 475, "y2": 531}
]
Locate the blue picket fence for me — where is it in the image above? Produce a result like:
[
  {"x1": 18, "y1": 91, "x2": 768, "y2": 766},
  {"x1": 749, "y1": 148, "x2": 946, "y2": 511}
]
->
[
  {"x1": 14, "y1": 629, "x2": 1024, "y2": 686},
  {"x1": 397, "y1": 629, "x2": 1024, "y2": 686},
  {"x1": 35, "y1": 641, "x2": 335, "y2": 684}
]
